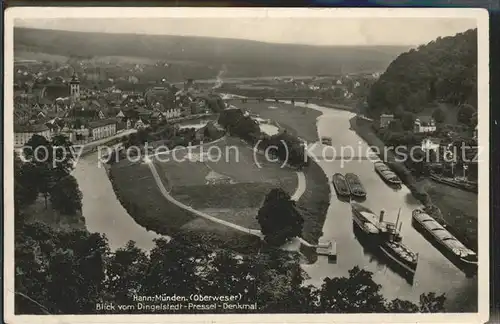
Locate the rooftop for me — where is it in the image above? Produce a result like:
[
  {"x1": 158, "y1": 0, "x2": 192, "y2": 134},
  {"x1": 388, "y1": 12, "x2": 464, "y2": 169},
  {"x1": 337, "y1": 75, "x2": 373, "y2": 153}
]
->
[
  {"x1": 88, "y1": 118, "x2": 117, "y2": 129},
  {"x1": 14, "y1": 123, "x2": 50, "y2": 133}
]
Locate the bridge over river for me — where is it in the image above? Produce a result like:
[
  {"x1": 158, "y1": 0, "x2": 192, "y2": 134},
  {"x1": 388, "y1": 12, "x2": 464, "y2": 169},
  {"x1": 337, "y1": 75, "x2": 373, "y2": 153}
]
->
[{"x1": 224, "y1": 96, "x2": 321, "y2": 104}]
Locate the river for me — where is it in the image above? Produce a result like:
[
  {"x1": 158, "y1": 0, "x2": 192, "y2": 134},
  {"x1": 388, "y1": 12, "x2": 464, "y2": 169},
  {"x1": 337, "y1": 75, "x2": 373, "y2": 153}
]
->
[
  {"x1": 72, "y1": 101, "x2": 477, "y2": 311},
  {"x1": 73, "y1": 155, "x2": 163, "y2": 251},
  {"x1": 288, "y1": 102, "x2": 477, "y2": 312}
]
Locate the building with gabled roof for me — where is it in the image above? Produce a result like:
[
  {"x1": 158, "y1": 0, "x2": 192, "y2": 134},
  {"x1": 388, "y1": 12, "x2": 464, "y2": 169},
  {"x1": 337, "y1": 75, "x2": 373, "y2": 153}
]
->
[{"x1": 14, "y1": 123, "x2": 51, "y2": 147}]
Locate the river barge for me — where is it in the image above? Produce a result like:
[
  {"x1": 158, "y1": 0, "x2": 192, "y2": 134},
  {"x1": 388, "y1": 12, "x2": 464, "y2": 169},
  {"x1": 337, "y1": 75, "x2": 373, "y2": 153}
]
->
[
  {"x1": 429, "y1": 173, "x2": 478, "y2": 193},
  {"x1": 412, "y1": 209, "x2": 477, "y2": 266},
  {"x1": 332, "y1": 173, "x2": 351, "y2": 197},
  {"x1": 345, "y1": 173, "x2": 367, "y2": 198},
  {"x1": 374, "y1": 161, "x2": 402, "y2": 187},
  {"x1": 321, "y1": 136, "x2": 332, "y2": 145}
]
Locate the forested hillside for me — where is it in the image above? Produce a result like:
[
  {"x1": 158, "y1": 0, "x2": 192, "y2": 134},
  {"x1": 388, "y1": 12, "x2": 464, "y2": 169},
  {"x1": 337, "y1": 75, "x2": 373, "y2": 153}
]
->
[
  {"x1": 14, "y1": 27, "x2": 406, "y2": 77},
  {"x1": 367, "y1": 29, "x2": 477, "y2": 117}
]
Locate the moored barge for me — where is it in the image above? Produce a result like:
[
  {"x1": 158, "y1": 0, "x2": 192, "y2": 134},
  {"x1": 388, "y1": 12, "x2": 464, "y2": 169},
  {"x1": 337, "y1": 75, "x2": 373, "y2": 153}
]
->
[
  {"x1": 412, "y1": 209, "x2": 477, "y2": 265},
  {"x1": 345, "y1": 173, "x2": 367, "y2": 198},
  {"x1": 374, "y1": 161, "x2": 402, "y2": 187},
  {"x1": 332, "y1": 173, "x2": 350, "y2": 197}
]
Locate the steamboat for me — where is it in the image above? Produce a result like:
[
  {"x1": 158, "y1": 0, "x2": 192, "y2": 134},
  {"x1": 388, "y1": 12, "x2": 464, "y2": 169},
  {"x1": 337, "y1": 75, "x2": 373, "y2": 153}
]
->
[{"x1": 351, "y1": 203, "x2": 418, "y2": 275}]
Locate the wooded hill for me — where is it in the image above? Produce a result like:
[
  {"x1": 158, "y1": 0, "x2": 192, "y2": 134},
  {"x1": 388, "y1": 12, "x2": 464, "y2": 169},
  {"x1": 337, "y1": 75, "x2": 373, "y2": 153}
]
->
[
  {"x1": 367, "y1": 29, "x2": 477, "y2": 117},
  {"x1": 14, "y1": 27, "x2": 406, "y2": 78}
]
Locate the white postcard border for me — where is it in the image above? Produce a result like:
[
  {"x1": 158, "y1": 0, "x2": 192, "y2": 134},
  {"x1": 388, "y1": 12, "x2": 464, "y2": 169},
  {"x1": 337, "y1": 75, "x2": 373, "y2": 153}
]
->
[{"x1": 3, "y1": 7, "x2": 490, "y2": 324}]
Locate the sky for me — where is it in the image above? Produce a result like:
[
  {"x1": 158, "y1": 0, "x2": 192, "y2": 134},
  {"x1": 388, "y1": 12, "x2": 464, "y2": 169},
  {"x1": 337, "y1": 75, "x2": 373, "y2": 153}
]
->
[{"x1": 15, "y1": 17, "x2": 477, "y2": 46}]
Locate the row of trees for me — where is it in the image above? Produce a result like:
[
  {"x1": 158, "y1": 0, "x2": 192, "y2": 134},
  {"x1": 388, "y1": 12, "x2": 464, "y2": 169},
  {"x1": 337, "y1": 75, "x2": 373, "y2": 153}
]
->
[
  {"x1": 15, "y1": 219, "x2": 446, "y2": 315},
  {"x1": 15, "y1": 134, "x2": 82, "y2": 218},
  {"x1": 218, "y1": 108, "x2": 309, "y2": 168}
]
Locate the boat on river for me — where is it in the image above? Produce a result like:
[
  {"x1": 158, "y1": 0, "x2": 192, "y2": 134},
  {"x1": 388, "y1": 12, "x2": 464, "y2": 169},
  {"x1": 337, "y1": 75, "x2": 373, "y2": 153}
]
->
[
  {"x1": 352, "y1": 203, "x2": 417, "y2": 274},
  {"x1": 321, "y1": 136, "x2": 332, "y2": 145},
  {"x1": 351, "y1": 203, "x2": 380, "y2": 235},
  {"x1": 379, "y1": 240, "x2": 418, "y2": 275},
  {"x1": 374, "y1": 161, "x2": 402, "y2": 187},
  {"x1": 412, "y1": 210, "x2": 477, "y2": 266},
  {"x1": 345, "y1": 173, "x2": 367, "y2": 198},
  {"x1": 332, "y1": 173, "x2": 350, "y2": 197}
]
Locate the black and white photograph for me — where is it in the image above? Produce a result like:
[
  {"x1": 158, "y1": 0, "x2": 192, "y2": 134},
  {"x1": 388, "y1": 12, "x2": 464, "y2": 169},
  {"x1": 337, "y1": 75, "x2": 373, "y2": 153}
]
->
[{"x1": 4, "y1": 7, "x2": 489, "y2": 323}]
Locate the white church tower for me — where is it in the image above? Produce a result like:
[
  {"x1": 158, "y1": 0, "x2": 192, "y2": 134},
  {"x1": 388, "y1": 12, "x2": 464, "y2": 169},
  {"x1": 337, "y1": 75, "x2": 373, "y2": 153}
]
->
[{"x1": 69, "y1": 73, "x2": 80, "y2": 101}]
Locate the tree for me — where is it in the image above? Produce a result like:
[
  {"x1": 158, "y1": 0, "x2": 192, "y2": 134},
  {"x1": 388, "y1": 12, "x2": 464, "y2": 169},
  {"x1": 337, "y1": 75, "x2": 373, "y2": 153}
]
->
[
  {"x1": 22, "y1": 134, "x2": 76, "y2": 209},
  {"x1": 432, "y1": 107, "x2": 446, "y2": 124},
  {"x1": 49, "y1": 174, "x2": 83, "y2": 215},
  {"x1": 15, "y1": 221, "x2": 109, "y2": 314},
  {"x1": 256, "y1": 188, "x2": 304, "y2": 246},
  {"x1": 23, "y1": 135, "x2": 55, "y2": 208},
  {"x1": 51, "y1": 134, "x2": 75, "y2": 176},
  {"x1": 14, "y1": 153, "x2": 38, "y2": 214},
  {"x1": 14, "y1": 218, "x2": 448, "y2": 315},
  {"x1": 457, "y1": 104, "x2": 476, "y2": 126},
  {"x1": 388, "y1": 120, "x2": 404, "y2": 132},
  {"x1": 367, "y1": 29, "x2": 477, "y2": 115},
  {"x1": 401, "y1": 112, "x2": 416, "y2": 131},
  {"x1": 318, "y1": 266, "x2": 386, "y2": 313},
  {"x1": 104, "y1": 241, "x2": 149, "y2": 306},
  {"x1": 418, "y1": 292, "x2": 446, "y2": 312}
]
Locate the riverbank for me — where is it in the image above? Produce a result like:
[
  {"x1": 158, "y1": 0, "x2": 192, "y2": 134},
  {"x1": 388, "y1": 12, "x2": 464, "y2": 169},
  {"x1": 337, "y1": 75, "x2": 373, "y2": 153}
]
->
[
  {"x1": 349, "y1": 116, "x2": 477, "y2": 252},
  {"x1": 107, "y1": 157, "x2": 263, "y2": 254},
  {"x1": 309, "y1": 99, "x2": 359, "y2": 112}
]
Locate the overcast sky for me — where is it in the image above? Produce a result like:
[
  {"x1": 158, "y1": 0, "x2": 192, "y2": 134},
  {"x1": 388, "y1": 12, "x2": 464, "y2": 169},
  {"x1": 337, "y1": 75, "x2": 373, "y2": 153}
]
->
[{"x1": 15, "y1": 17, "x2": 476, "y2": 46}]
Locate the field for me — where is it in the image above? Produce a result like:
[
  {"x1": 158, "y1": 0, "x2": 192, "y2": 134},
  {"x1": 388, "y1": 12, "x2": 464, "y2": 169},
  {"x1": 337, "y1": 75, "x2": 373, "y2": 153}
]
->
[
  {"x1": 108, "y1": 161, "x2": 198, "y2": 235},
  {"x1": 237, "y1": 102, "x2": 322, "y2": 142},
  {"x1": 108, "y1": 159, "x2": 261, "y2": 252},
  {"x1": 110, "y1": 102, "x2": 331, "y2": 248},
  {"x1": 152, "y1": 137, "x2": 299, "y2": 230},
  {"x1": 221, "y1": 102, "x2": 331, "y2": 243}
]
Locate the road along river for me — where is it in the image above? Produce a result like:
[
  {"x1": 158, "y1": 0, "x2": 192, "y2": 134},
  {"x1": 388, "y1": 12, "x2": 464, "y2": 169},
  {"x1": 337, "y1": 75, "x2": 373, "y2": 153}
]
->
[{"x1": 271, "y1": 101, "x2": 477, "y2": 312}]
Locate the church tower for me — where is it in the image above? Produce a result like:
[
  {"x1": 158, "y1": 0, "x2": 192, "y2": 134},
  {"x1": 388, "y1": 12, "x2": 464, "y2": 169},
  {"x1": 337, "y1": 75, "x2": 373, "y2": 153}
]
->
[{"x1": 69, "y1": 73, "x2": 80, "y2": 101}]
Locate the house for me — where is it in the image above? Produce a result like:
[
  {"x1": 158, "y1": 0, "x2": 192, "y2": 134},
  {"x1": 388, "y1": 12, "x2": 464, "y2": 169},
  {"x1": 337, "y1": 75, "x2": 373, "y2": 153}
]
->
[
  {"x1": 421, "y1": 138, "x2": 440, "y2": 153},
  {"x1": 134, "y1": 118, "x2": 146, "y2": 129},
  {"x1": 414, "y1": 117, "x2": 436, "y2": 133},
  {"x1": 88, "y1": 119, "x2": 117, "y2": 141},
  {"x1": 164, "y1": 108, "x2": 182, "y2": 119},
  {"x1": 379, "y1": 114, "x2": 394, "y2": 128},
  {"x1": 150, "y1": 111, "x2": 164, "y2": 125},
  {"x1": 116, "y1": 110, "x2": 125, "y2": 120},
  {"x1": 14, "y1": 123, "x2": 51, "y2": 147}
]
